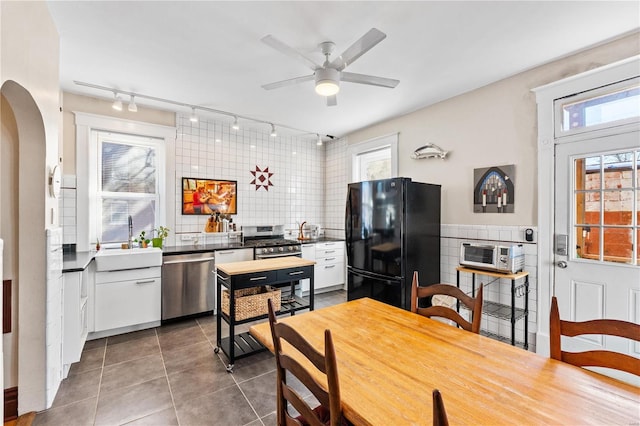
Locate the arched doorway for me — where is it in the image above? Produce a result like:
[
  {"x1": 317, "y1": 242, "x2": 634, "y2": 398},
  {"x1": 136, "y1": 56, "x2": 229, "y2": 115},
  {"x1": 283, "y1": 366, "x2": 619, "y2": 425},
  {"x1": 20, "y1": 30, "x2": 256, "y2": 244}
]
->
[{"x1": 1, "y1": 80, "x2": 49, "y2": 413}]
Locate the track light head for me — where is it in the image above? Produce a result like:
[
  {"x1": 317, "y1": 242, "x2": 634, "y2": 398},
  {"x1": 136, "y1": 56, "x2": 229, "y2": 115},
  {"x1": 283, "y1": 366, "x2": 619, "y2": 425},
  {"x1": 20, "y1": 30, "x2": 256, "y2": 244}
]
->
[
  {"x1": 190, "y1": 107, "x2": 198, "y2": 123},
  {"x1": 112, "y1": 92, "x2": 123, "y2": 111},
  {"x1": 232, "y1": 116, "x2": 239, "y2": 130},
  {"x1": 128, "y1": 95, "x2": 137, "y2": 112},
  {"x1": 270, "y1": 123, "x2": 277, "y2": 137},
  {"x1": 316, "y1": 134, "x2": 323, "y2": 146}
]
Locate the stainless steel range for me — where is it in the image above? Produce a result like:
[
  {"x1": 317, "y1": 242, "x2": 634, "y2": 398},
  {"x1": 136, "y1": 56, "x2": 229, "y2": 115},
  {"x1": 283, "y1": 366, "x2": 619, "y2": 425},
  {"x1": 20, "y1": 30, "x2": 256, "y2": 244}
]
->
[{"x1": 242, "y1": 225, "x2": 301, "y2": 259}]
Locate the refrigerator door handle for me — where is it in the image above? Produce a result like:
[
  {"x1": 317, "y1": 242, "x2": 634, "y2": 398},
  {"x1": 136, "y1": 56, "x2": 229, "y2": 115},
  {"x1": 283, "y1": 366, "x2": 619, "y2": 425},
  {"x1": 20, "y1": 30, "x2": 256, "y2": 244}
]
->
[{"x1": 348, "y1": 267, "x2": 402, "y2": 284}]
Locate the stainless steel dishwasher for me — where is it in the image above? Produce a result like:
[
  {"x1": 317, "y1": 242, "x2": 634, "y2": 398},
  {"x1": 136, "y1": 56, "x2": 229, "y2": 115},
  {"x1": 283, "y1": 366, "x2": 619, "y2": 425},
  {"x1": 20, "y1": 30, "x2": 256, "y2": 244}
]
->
[{"x1": 162, "y1": 252, "x2": 215, "y2": 321}]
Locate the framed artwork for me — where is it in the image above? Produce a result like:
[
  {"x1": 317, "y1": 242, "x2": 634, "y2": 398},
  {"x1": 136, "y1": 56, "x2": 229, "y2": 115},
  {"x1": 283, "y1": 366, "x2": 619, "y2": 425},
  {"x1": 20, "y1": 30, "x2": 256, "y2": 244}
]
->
[
  {"x1": 473, "y1": 165, "x2": 515, "y2": 213},
  {"x1": 182, "y1": 177, "x2": 237, "y2": 215}
]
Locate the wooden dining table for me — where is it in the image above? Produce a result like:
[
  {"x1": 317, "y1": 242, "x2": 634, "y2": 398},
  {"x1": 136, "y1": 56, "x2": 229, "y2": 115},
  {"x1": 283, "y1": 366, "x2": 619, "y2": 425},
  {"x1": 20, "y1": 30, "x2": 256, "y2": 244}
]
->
[{"x1": 249, "y1": 297, "x2": 640, "y2": 425}]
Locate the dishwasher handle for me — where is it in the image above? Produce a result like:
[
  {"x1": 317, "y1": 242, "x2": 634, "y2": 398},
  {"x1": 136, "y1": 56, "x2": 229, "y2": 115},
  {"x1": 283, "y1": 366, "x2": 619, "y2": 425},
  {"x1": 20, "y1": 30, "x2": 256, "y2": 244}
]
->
[{"x1": 163, "y1": 257, "x2": 215, "y2": 265}]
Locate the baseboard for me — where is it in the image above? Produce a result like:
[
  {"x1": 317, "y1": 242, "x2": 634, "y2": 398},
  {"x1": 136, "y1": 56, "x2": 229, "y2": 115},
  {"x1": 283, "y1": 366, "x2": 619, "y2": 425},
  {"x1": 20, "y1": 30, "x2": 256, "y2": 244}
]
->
[{"x1": 4, "y1": 386, "x2": 18, "y2": 422}]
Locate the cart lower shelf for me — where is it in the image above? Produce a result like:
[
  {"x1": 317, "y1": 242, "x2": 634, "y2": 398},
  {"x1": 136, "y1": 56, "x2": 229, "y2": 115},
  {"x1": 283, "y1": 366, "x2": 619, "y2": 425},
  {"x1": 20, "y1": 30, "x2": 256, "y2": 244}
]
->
[{"x1": 215, "y1": 332, "x2": 267, "y2": 371}]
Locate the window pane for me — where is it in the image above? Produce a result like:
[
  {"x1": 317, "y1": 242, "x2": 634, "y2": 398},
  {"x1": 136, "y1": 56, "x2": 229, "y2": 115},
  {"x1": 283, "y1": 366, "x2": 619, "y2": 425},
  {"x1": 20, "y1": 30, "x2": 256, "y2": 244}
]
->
[
  {"x1": 602, "y1": 190, "x2": 632, "y2": 225},
  {"x1": 576, "y1": 225, "x2": 599, "y2": 260},
  {"x1": 603, "y1": 227, "x2": 633, "y2": 264},
  {"x1": 101, "y1": 199, "x2": 156, "y2": 243},
  {"x1": 584, "y1": 156, "x2": 601, "y2": 190},
  {"x1": 561, "y1": 85, "x2": 640, "y2": 131},
  {"x1": 102, "y1": 142, "x2": 156, "y2": 193},
  {"x1": 637, "y1": 152, "x2": 640, "y2": 187},
  {"x1": 603, "y1": 152, "x2": 633, "y2": 189}
]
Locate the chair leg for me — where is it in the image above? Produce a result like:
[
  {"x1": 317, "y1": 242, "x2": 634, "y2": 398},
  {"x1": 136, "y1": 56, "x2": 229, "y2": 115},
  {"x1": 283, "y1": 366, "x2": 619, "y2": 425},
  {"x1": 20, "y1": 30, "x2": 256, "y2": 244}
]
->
[{"x1": 433, "y1": 389, "x2": 449, "y2": 426}]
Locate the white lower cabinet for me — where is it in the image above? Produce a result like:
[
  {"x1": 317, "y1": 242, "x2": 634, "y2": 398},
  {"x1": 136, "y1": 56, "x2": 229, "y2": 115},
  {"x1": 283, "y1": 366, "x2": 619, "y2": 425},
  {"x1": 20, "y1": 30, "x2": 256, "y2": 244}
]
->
[
  {"x1": 300, "y1": 244, "x2": 316, "y2": 295},
  {"x1": 62, "y1": 268, "x2": 89, "y2": 377},
  {"x1": 94, "y1": 267, "x2": 161, "y2": 333},
  {"x1": 315, "y1": 242, "x2": 345, "y2": 290}
]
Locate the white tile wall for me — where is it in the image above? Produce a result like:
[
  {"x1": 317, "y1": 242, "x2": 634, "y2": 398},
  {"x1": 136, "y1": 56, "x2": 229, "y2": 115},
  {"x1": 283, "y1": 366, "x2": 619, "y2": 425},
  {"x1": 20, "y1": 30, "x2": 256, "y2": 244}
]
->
[
  {"x1": 45, "y1": 227, "x2": 63, "y2": 406},
  {"x1": 174, "y1": 115, "x2": 326, "y2": 242},
  {"x1": 60, "y1": 175, "x2": 77, "y2": 244},
  {"x1": 324, "y1": 137, "x2": 349, "y2": 239},
  {"x1": 441, "y1": 224, "x2": 538, "y2": 351}
]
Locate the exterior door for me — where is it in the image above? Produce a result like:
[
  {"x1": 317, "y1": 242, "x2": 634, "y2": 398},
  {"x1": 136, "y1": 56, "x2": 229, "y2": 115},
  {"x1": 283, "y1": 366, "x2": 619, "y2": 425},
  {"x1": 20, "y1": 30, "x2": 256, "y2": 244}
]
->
[{"x1": 554, "y1": 131, "x2": 640, "y2": 385}]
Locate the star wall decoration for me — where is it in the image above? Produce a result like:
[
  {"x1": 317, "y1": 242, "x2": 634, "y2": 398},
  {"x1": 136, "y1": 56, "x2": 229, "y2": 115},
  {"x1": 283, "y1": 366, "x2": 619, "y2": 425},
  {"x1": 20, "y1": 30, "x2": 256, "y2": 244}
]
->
[{"x1": 250, "y1": 165, "x2": 274, "y2": 191}]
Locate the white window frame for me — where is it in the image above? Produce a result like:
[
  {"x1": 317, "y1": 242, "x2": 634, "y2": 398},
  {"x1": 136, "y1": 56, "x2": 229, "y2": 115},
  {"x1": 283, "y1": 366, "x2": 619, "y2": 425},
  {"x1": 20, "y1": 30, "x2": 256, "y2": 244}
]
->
[
  {"x1": 74, "y1": 112, "x2": 176, "y2": 251},
  {"x1": 532, "y1": 54, "x2": 640, "y2": 356},
  {"x1": 554, "y1": 76, "x2": 640, "y2": 138},
  {"x1": 95, "y1": 131, "x2": 163, "y2": 246},
  {"x1": 349, "y1": 133, "x2": 399, "y2": 183}
]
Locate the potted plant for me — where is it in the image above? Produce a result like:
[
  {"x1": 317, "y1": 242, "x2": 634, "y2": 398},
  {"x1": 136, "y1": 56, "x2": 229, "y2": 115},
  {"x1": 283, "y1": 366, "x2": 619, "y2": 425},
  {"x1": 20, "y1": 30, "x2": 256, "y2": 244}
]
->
[
  {"x1": 134, "y1": 231, "x2": 150, "y2": 248},
  {"x1": 152, "y1": 226, "x2": 170, "y2": 248}
]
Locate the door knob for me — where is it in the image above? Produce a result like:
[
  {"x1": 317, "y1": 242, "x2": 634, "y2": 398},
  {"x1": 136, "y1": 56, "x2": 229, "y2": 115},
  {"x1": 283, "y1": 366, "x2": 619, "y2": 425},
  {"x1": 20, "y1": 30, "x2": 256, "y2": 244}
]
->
[{"x1": 557, "y1": 260, "x2": 568, "y2": 269}]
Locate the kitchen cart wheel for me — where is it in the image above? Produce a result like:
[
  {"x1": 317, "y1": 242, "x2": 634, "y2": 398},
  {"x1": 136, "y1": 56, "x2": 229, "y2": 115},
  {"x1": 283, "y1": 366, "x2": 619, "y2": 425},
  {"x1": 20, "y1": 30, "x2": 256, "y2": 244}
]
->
[
  {"x1": 214, "y1": 347, "x2": 220, "y2": 354},
  {"x1": 226, "y1": 364, "x2": 234, "y2": 373}
]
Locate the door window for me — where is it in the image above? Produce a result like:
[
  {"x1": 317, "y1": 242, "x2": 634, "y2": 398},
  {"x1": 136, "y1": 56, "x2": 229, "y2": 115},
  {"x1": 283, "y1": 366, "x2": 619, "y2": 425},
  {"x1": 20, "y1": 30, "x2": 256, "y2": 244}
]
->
[{"x1": 574, "y1": 150, "x2": 639, "y2": 264}]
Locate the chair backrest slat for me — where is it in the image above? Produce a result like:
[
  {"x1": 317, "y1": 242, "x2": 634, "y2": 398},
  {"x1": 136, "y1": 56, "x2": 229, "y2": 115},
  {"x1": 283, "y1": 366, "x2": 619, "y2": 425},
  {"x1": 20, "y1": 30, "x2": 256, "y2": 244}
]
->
[
  {"x1": 411, "y1": 271, "x2": 484, "y2": 334},
  {"x1": 268, "y1": 298, "x2": 343, "y2": 426},
  {"x1": 549, "y1": 296, "x2": 640, "y2": 377}
]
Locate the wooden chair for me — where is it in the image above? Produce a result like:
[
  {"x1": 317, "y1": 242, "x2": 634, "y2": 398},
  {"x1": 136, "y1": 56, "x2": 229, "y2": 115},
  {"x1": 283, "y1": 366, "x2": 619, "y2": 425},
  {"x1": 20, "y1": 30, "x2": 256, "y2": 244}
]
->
[
  {"x1": 268, "y1": 299, "x2": 347, "y2": 426},
  {"x1": 432, "y1": 389, "x2": 449, "y2": 426},
  {"x1": 549, "y1": 296, "x2": 640, "y2": 376},
  {"x1": 411, "y1": 271, "x2": 484, "y2": 334}
]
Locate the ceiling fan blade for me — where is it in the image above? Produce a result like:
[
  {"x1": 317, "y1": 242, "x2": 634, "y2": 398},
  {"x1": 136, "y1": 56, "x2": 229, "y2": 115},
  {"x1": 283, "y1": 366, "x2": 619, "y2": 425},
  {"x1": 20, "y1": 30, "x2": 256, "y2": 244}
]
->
[
  {"x1": 331, "y1": 28, "x2": 386, "y2": 71},
  {"x1": 261, "y1": 75, "x2": 314, "y2": 90},
  {"x1": 327, "y1": 95, "x2": 337, "y2": 107},
  {"x1": 261, "y1": 35, "x2": 321, "y2": 71},
  {"x1": 341, "y1": 72, "x2": 399, "y2": 88}
]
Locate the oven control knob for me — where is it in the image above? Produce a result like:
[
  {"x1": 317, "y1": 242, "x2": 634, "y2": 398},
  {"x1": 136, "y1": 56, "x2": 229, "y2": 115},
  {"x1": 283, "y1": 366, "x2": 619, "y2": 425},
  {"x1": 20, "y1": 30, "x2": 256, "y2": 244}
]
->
[
  {"x1": 269, "y1": 248, "x2": 274, "y2": 253},
  {"x1": 279, "y1": 247, "x2": 284, "y2": 252},
  {"x1": 288, "y1": 246, "x2": 293, "y2": 251}
]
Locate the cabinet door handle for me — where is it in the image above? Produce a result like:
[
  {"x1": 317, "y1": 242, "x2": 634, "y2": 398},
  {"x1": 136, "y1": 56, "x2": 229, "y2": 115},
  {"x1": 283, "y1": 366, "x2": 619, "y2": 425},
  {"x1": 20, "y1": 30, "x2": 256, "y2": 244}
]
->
[
  {"x1": 249, "y1": 276, "x2": 267, "y2": 281},
  {"x1": 136, "y1": 279, "x2": 155, "y2": 284},
  {"x1": 324, "y1": 257, "x2": 336, "y2": 261},
  {"x1": 217, "y1": 251, "x2": 235, "y2": 255},
  {"x1": 324, "y1": 265, "x2": 336, "y2": 269},
  {"x1": 288, "y1": 271, "x2": 304, "y2": 276},
  {"x1": 324, "y1": 250, "x2": 336, "y2": 254}
]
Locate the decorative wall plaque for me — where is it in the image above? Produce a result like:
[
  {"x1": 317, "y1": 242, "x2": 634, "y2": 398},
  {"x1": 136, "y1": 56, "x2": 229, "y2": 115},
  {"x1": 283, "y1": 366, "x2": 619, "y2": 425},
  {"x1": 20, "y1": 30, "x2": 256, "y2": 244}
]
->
[
  {"x1": 473, "y1": 164, "x2": 515, "y2": 213},
  {"x1": 250, "y1": 165, "x2": 274, "y2": 191}
]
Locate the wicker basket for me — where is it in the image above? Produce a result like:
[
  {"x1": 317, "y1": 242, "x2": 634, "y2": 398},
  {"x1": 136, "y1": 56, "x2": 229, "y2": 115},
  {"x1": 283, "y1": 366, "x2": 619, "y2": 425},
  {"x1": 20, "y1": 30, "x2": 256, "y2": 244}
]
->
[{"x1": 221, "y1": 286, "x2": 281, "y2": 321}]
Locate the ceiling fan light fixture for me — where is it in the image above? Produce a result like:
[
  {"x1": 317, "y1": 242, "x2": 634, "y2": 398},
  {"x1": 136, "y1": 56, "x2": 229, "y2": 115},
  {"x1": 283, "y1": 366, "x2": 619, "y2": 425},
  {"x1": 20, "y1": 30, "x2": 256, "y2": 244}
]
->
[{"x1": 315, "y1": 68, "x2": 340, "y2": 96}]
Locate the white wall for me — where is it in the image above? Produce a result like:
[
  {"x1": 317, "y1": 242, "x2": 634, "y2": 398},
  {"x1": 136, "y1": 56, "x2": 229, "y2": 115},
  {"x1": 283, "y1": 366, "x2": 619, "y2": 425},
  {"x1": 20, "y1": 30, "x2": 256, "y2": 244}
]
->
[
  {"x1": 1, "y1": 0, "x2": 61, "y2": 413},
  {"x1": 346, "y1": 32, "x2": 640, "y2": 227}
]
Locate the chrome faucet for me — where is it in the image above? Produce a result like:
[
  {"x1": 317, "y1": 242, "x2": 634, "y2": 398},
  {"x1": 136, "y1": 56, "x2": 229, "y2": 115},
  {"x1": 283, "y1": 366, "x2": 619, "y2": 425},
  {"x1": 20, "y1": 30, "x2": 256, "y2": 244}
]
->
[{"x1": 128, "y1": 215, "x2": 133, "y2": 249}]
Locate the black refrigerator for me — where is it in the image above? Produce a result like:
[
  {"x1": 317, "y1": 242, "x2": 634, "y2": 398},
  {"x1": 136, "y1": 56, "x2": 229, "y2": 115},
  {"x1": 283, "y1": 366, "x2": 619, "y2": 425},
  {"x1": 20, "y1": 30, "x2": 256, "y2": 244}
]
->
[{"x1": 345, "y1": 178, "x2": 441, "y2": 310}]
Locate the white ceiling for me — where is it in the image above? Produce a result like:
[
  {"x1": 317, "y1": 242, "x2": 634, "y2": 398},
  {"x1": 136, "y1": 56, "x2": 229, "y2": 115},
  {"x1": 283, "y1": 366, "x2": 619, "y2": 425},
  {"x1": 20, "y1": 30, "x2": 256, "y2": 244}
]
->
[{"x1": 47, "y1": 1, "x2": 639, "y2": 138}]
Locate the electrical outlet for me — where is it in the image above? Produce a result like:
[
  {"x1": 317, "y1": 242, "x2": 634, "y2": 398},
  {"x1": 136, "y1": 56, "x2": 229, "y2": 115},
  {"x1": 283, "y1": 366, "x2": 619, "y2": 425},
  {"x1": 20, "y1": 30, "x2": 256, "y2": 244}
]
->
[{"x1": 181, "y1": 235, "x2": 193, "y2": 241}]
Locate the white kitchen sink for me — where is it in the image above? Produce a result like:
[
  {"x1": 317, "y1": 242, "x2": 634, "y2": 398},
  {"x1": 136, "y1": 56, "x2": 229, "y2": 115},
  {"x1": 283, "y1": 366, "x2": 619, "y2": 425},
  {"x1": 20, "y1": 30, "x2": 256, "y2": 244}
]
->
[{"x1": 94, "y1": 247, "x2": 163, "y2": 272}]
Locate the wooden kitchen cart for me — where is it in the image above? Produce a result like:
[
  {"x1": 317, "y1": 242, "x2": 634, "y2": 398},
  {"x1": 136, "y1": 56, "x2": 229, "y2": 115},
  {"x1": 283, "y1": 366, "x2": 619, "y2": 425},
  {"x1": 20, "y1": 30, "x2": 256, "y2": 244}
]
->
[
  {"x1": 215, "y1": 257, "x2": 316, "y2": 371},
  {"x1": 456, "y1": 266, "x2": 529, "y2": 349}
]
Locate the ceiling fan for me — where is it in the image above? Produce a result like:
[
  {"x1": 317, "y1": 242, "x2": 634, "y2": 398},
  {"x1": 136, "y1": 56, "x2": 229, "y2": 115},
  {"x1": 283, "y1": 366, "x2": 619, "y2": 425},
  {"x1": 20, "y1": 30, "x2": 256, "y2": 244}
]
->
[{"x1": 261, "y1": 28, "x2": 400, "y2": 106}]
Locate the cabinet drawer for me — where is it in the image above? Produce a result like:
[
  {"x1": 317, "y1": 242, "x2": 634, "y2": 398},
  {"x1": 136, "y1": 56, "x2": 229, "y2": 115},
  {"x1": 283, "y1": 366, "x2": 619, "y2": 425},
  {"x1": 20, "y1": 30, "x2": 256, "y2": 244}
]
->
[
  {"x1": 95, "y1": 277, "x2": 161, "y2": 332},
  {"x1": 316, "y1": 263, "x2": 345, "y2": 289},
  {"x1": 233, "y1": 270, "x2": 278, "y2": 288},
  {"x1": 215, "y1": 248, "x2": 253, "y2": 263},
  {"x1": 95, "y1": 267, "x2": 160, "y2": 284},
  {"x1": 316, "y1": 254, "x2": 343, "y2": 266},
  {"x1": 277, "y1": 266, "x2": 312, "y2": 281}
]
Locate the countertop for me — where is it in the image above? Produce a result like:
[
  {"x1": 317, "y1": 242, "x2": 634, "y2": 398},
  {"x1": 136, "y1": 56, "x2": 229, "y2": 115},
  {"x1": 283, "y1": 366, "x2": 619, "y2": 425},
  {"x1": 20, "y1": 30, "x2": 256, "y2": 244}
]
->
[
  {"x1": 63, "y1": 236, "x2": 344, "y2": 270},
  {"x1": 216, "y1": 257, "x2": 315, "y2": 275},
  {"x1": 62, "y1": 251, "x2": 95, "y2": 273}
]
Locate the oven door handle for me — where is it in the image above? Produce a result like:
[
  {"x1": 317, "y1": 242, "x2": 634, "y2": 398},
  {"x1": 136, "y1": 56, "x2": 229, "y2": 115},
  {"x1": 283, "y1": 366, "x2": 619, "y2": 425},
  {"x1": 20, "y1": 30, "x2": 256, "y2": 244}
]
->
[{"x1": 256, "y1": 252, "x2": 302, "y2": 259}]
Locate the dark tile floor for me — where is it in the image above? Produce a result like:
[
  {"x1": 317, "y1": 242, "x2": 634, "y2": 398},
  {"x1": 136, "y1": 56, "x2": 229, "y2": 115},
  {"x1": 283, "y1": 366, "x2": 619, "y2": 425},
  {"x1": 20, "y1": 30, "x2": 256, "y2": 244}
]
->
[{"x1": 33, "y1": 290, "x2": 346, "y2": 426}]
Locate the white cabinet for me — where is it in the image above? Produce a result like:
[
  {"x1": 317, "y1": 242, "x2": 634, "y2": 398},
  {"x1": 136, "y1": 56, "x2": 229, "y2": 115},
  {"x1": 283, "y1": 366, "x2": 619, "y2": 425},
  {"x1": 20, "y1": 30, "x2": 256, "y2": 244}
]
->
[
  {"x1": 214, "y1": 248, "x2": 253, "y2": 264},
  {"x1": 300, "y1": 244, "x2": 316, "y2": 295},
  {"x1": 314, "y1": 242, "x2": 345, "y2": 290},
  {"x1": 62, "y1": 268, "x2": 89, "y2": 377},
  {"x1": 94, "y1": 267, "x2": 161, "y2": 333}
]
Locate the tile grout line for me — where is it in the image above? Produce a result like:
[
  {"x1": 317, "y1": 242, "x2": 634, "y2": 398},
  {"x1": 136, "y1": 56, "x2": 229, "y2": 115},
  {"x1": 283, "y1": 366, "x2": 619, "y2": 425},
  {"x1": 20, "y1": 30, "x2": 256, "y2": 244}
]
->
[
  {"x1": 92, "y1": 340, "x2": 107, "y2": 426},
  {"x1": 156, "y1": 328, "x2": 182, "y2": 426}
]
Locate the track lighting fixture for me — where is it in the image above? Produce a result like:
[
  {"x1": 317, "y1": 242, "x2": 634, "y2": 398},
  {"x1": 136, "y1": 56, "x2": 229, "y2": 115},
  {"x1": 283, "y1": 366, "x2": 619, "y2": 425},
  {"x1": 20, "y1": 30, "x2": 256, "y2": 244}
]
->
[
  {"x1": 128, "y1": 95, "x2": 138, "y2": 112},
  {"x1": 75, "y1": 81, "x2": 329, "y2": 145},
  {"x1": 112, "y1": 92, "x2": 123, "y2": 111}
]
